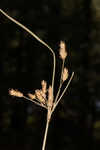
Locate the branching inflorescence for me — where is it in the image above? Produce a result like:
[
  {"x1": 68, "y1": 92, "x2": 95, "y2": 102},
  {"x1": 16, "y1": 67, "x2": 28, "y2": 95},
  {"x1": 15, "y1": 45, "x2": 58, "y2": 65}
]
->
[{"x1": 0, "y1": 9, "x2": 74, "y2": 150}]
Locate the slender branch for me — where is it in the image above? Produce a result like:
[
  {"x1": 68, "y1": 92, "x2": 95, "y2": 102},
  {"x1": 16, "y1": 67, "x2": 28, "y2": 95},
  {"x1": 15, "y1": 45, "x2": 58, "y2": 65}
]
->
[
  {"x1": 52, "y1": 72, "x2": 74, "y2": 114},
  {"x1": 54, "y1": 82, "x2": 62, "y2": 103},
  {"x1": 54, "y1": 59, "x2": 65, "y2": 103},
  {"x1": 0, "y1": 9, "x2": 56, "y2": 96},
  {"x1": 23, "y1": 96, "x2": 47, "y2": 109},
  {"x1": 42, "y1": 112, "x2": 50, "y2": 150}
]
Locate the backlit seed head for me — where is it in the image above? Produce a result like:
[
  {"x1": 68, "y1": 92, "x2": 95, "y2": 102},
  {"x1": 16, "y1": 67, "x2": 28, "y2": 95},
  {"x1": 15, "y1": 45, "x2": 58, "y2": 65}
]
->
[
  {"x1": 47, "y1": 86, "x2": 53, "y2": 108},
  {"x1": 35, "y1": 89, "x2": 45, "y2": 103},
  {"x1": 41, "y1": 80, "x2": 47, "y2": 94},
  {"x1": 28, "y1": 93, "x2": 36, "y2": 100},
  {"x1": 9, "y1": 89, "x2": 23, "y2": 97},
  {"x1": 59, "y1": 41, "x2": 67, "y2": 60},
  {"x1": 62, "y1": 68, "x2": 68, "y2": 82}
]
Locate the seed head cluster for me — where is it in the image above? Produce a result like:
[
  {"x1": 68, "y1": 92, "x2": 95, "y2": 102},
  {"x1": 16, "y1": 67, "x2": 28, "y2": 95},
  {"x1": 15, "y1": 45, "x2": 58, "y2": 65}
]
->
[
  {"x1": 9, "y1": 80, "x2": 53, "y2": 109},
  {"x1": 9, "y1": 41, "x2": 69, "y2": 111},
  {"x1": 9, "y1": 89, "x2": 23, "y2": 97},
  {"x1": 0, "y1": 8, "x2": 74, "y2": 150}
]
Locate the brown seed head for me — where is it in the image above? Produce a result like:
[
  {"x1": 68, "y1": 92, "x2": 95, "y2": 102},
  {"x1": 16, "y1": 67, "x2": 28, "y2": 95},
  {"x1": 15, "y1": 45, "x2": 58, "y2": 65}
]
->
[
  {"x1": 40, "y1": 90, "x2": 46, "y2": 99},
  {"x1": 59, "y1": 41, "x2": 67, "y2": 60},
  {"x1": 9, "y1": 89, "x2": 23, "y2": 97},
  {"x1": 47, "y1": 86, "x2": 53, "y2": 108},
  {"x1": 41, "y1": 80, "x2": 47, "y2": 94},
  {"x1": 35, "y1": 89, "x2": 45, "y2": 103},
  {"x1": 28, "y1": 93, "x2": 36, "y2": 100},
  {"x1": 62, "y1": 68, "x2": 68, "y2": 82}
]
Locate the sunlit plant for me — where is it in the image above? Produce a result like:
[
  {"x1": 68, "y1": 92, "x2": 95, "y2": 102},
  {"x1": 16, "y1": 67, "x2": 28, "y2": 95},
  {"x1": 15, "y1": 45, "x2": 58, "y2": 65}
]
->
[{"x1": 0, "y1": 9, "x2": 74, "y2": 150}]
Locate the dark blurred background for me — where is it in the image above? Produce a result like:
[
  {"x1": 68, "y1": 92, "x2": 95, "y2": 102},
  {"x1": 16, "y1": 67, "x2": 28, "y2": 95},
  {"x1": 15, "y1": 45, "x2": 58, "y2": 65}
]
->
[{"x1": 0, "y1": 0, "x2": 100, "y2": 150}]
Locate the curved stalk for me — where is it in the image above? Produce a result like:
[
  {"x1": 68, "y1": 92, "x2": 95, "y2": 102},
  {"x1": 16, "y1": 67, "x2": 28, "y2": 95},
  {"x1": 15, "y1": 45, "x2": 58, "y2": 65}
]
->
[{"x1": 0, "y1": 9, "x2": 56, "y2": 95}]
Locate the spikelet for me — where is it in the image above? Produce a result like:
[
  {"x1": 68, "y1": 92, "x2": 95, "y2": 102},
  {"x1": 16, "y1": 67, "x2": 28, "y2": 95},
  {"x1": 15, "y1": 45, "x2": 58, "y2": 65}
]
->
[
  {"x1": 40, "y1": 90, "x2": 46, "y2": 99},
  {"x1": 35, "y1": 89, "x2": 45, "y2": 103},
  {"x1": 41, "y1": 80, "x2": 47, "y2": 99},
  {"x1": 62, "y1": 68, "x2": 68, "y2": 82},
  {"x1": 59, "y1": 41, "x2": 67, "y2": 60},
  {"x1": 28, "y1": 93, "x2": 36, "y2": 100},
  {"x1": 47, "y1": 86, "x2": 53, "y2": 108},
  {"x1": 9, "y1": 89, "x2": 23, "y2": 97}
]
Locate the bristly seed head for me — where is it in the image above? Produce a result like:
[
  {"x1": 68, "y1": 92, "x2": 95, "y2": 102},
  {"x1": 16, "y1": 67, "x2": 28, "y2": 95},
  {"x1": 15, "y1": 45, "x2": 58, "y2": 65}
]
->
[
  {"x1": 9, "y1": 89, "x2": 23, "y2": 97},
  {"x1": 59, "y1": 41, "x2": 67, "y2": 60}
]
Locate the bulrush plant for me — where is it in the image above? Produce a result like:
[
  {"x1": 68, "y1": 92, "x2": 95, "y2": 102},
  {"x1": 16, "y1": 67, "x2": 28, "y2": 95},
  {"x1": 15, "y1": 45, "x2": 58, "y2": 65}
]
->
[{"x1": 0, "y1": 9, "x2": 74, "y2": 150}]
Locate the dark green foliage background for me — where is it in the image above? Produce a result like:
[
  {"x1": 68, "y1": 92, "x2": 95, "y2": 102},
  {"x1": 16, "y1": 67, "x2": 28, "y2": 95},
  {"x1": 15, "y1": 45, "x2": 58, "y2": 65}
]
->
[{"x1": 0, "y1": 0, "x2": 100, "y2": 150}]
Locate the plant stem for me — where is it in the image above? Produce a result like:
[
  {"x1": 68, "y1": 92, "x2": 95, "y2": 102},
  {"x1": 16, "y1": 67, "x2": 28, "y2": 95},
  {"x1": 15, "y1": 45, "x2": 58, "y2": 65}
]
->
[
  {"x1": 23, "y1": 96, "x2": 47, "y2": 109},
  {"x1": 42, "y1": 112, "x2": 51, "y2": 150},
  {"x1": 51, "y1": 72, "x2": 74, "y2": 114},
  {"x1": 55, "y1": 59, "x2": 65, "y2": 103},
  {"x1": 0, "y1": 9, "x2": 56, "y2": 99},
  {"x1": 56, "y1": 72, "x2": 74, "y2": 104}
]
